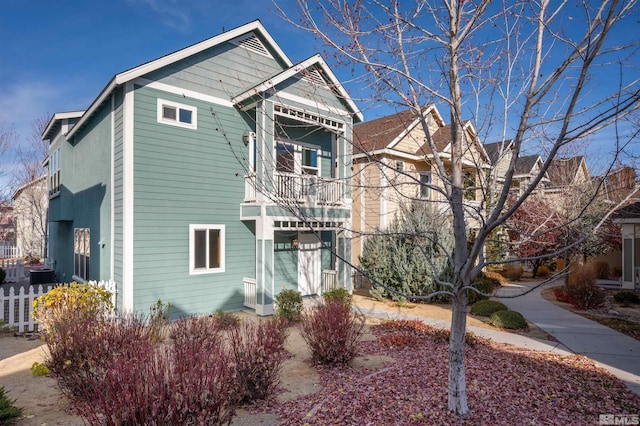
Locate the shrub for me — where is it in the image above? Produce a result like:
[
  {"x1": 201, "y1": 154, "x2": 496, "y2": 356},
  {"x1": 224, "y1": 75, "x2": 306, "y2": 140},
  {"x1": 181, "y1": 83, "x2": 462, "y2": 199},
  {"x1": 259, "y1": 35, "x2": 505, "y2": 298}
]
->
[
  {"x1": 301, "y1": 300, "x2": 365, "y2": 365},
  {"x1": 79, "y1": 332, "x2": 239, "y2": 425},
  {"x1": 489, "y1": 310, "x2": 527, "y2": 329},
  {"x1": 32, "y1": 282, "x2": 114, "y2": 333},
  {"x1": 468, "y1": 274, "x2": 496, "y2": 305},
  {"x1": 212, "y1": 309, "x2": 241, "y2": 330},
  {"x1": 170, "y1": 315, "x2": 222, "y2": 349},
  {"x1": 44, "y1": 313, "x2": 154, "y2": 401},
  {"x1": 0, "y1": 268, "x2": 5, "y2": 284},
  {"x1": 590, "y1": 260, "x2": 611, "y2": 280},
  {"x1": 553, "y1": 286, "x2": 571, "y2": 303},
  {"x1": 228, "y1": 317, "x2": 289, "y2": 403},
  {"x1": 566, "y1": 281, "x2": 605, "y2": 310},
  {"x1": 375, "y1": 319, "x2": 477, "y2": 347},
  {"x1": 501, "y1": 265, "x2": 524, "y2": 281},
  {"x1": 568, "y1": 264, "x2": 596, "y2": 287},
  {"x1": 611, "y1": 266, "x2": 623, "y2": 279},
  {"x1": 613, "y1": 291, "x2": 640, "y2": 305},
  {"x1": 0, "y1": 386, "x2": 22, "y2": 425},
  {"x1": 275, "y1": 289, "x2": 303, "y2": 321},
  {"x1": 536, "y1": 265, "x2": 551, "y2": 278},
  {"x1": 470, "y1": 300, "x2": 508, "y2": 317},
  {"x1": 149, "y1": 299, "x2": 172, "y2": 341},
  {"x1": 483, "y1": 269, "x2": 508, "y2": 287},
  {"x1": 323, "y1": 288, "x2": 352, "y2": 305},
  {"x1": 31, "y1": 362, "x2": 50, "y2": 376}
]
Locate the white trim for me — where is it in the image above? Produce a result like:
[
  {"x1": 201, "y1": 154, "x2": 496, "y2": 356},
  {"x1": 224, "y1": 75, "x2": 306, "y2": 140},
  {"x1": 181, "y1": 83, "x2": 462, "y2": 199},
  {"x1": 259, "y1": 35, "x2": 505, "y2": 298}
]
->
[
  {"x1": 274, "y1": 91, "x2": 350, "y2": 117},
  {"x1": 189, "y1": 224, "x2": 226, "y2": 274},
  {"x1": 42, "y1": 111, "x2": 85, "y2": 140},
  {"x1": 380, "y1": 159, "x2": 387, "y2": 230},
  {"x1": 122, "y1": 82, "x2": 135, "y2": 311},
  {"x1": 66, "y1": 21, "x2": 292, "y2": 141},
  {"x1": 156, "y1": 98, "x2": 198, "y2": 130},
  {"x1": 110, "y1": 94, "x2": 115, "y2": 281},
  {"x1": 353, "y1": 148, "x2": 430, "y2": 161},
  {"x1": 137, "y1": 78, "x2": 233, "y2": 107},
  {"x1": 359, "y1": 162, "x2": 365, "y2": 259}
]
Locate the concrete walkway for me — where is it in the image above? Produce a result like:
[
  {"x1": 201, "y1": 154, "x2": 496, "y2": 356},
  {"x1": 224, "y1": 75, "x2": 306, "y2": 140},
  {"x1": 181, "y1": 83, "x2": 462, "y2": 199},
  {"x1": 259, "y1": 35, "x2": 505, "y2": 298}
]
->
[{"x1": 497, "y1": 281, "x2": 640, "y2": 396}]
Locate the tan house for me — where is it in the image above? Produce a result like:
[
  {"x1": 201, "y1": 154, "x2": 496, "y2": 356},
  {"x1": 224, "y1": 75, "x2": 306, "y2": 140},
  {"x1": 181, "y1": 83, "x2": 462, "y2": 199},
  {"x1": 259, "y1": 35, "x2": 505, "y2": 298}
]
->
[
  {"x1": 351, "y1": 106, "x2": 489, "y2": 265},
  {"x1": 11, "y1": 175, "x2": 48, "y2": 260},
  {"x1": 484, "y1": 141, "x2": 550, "y2": 196}
]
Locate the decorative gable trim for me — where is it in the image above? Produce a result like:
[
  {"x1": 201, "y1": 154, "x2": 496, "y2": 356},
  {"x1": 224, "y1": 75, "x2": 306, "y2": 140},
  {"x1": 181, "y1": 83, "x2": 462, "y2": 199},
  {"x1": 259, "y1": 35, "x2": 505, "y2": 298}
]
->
[{"x1": 230, "y1": 33, "x2": 273, "y2": 58}]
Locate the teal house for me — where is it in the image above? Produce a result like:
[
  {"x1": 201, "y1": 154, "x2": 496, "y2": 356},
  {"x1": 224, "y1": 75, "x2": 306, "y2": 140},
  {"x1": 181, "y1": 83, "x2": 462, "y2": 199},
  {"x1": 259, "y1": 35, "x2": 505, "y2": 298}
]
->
[{"x1": 42, "y1": 21, "x2": 362, "y2": 316}]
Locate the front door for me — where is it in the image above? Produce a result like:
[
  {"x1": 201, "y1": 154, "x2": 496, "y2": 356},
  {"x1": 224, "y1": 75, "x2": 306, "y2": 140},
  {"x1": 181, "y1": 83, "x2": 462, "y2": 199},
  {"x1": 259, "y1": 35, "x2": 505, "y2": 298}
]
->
[{"x1": 298, "y1": 232, "x2": 321, "y2": 295}]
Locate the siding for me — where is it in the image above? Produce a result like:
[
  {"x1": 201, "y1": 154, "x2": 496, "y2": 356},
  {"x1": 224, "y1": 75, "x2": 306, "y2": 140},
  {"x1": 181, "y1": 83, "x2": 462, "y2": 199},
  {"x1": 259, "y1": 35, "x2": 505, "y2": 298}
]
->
[
  {"x1": 113, "y1": 88, "x2": 124, "y2": 309},
  {"x1": 274, "y1": 231, "x2": 298, "y2": 291},
  {"x1": 131, "y1": 84, "x2": 255, "y2": 315},
  {"x1": 143, "y1": 39, "x2": 284, "y2": 101}
]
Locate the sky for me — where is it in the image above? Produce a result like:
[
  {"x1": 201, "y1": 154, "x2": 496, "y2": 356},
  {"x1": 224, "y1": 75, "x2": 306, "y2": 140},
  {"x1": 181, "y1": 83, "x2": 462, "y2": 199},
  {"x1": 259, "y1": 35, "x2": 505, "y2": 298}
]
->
[{"x1": 1, "y1": 1, "x2": 638, "y2": 195}]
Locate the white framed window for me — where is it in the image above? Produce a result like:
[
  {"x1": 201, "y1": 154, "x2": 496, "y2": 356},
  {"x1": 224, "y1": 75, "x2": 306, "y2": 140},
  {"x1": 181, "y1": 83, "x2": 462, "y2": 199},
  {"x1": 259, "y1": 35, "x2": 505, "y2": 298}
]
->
[
  {"x1": 157, "y1": 98, "x2": 197, "y2": 129},
  {"x1": 49, "y1": 147, "x2": 61, "y2": 197},
  {"x1": 275, "y1": 141, "x2": 320, "y2": 175},
  {"x1": 73, "y1": 228, "x2": 90, "y2": 281},
  {"x1": 189, "y1": 224, "x2": 225, "y2": 274},
  {"x1": 419, "y1": 173, "x2": 431, "y2": 199}
]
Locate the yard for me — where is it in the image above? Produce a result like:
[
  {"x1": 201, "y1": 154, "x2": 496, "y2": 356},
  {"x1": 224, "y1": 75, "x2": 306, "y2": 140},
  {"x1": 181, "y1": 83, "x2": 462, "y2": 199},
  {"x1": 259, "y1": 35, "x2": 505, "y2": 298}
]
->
[{"x1": 2, "y1": 290, "x2": 639, "y2": 425}]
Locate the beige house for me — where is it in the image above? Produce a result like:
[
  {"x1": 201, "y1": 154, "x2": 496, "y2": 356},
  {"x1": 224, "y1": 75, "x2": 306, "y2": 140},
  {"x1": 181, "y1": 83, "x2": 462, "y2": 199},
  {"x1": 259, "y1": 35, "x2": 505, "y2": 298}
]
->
[
  {"x1": 351, "y1": 106, "x2": 489, "y2": 265},
  {"x1": 11, "y1": 175, "x2": 48, "y2": 260},
  {"x1": 484, "y1": 141, "x2": 550, "y2": 196}
]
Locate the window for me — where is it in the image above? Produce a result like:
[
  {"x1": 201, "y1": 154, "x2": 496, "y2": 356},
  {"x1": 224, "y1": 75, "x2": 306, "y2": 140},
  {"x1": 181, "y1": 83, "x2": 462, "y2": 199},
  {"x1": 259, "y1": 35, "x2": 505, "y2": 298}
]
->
[
  {"x1": 419, "y1": 173, "x2": 431, "y2": 199},
  {"x1": 189, "y1": 224, "x2": 225, "y2": 274},
  {"x1": 464, "y1": 170, "x2": 476, "y2": 201},
  {"x1": 395, "y1": 160, "x2": 404, "y2": 172},
  {"x1": 275, "y1": 141, "x2": 319, "y2": 175},
  {"x1": 157, "y1": 98, "x2": 197, "y2": 129},
  {"x1": 49, "y1": 147, "x2": 61, "y2": 197},
  {"x1": 74, "y1": 228, "x2": 90, "y2": 281},
  {"x1": 276, "y1": 142, "x2": 295, "y2": 173},
  {"x1": 301, "y1": 147, "x2": 318, "y2": 175}
]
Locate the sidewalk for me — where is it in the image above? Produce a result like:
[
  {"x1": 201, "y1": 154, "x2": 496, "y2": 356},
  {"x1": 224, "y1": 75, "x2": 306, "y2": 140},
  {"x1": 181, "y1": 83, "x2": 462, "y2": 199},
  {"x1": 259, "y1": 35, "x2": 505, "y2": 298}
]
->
[{"x1": 497, "y1": 281, "x2": 640, "y2": 396}]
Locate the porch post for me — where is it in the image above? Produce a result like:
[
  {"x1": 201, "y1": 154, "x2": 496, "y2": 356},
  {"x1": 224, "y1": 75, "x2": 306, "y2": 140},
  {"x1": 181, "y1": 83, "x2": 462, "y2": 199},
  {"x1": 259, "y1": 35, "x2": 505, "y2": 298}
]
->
[
  {"x1": 621, "y1": 224, "x2": 635, "y2": 290},
  {"x1": 255, "y1": 218, "x2": 275, "y2": 316},
  {"x1": 337, "y1": 229, "x2": 352, "y2": 292}
]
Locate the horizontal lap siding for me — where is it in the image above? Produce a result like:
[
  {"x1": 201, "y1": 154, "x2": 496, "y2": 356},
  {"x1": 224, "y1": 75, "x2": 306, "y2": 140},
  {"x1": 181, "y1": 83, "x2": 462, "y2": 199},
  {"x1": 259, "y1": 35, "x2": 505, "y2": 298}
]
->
[
  {"x1": 132, "y1": 85, "x2": 254, "y2": 316},
  {"x1": 113, "y1": 88, "x2": 124, "y2": 308}
]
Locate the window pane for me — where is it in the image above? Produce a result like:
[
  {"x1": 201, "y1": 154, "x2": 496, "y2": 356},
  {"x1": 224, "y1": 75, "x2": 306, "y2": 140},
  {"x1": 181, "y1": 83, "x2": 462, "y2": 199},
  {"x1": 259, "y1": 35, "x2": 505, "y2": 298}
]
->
[
  {"x1": 303, "y1": 148, "x2": 317, "y2": 168},
  {"x1": 194, "y1": 230, "x2": 206, "y2": 269},
  {"x1": 209, "y1": 229, "x2": 220, "y2": 269},
  {"x1": 179, "y1": 108, "x2": 192, "y2": 124},
  {"x1": 163, "y1": 106, "x2": 176, "y2": 121},
  {"x1": 276, "y1": 143, "x2": 294, "y2": 172}
]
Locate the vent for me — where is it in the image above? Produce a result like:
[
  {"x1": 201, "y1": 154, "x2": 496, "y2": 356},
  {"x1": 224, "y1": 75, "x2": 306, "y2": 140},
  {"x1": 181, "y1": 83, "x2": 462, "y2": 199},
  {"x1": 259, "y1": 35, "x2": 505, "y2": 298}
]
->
[
  {"x1": 231, "y1": 33, "x2": 273, "y2": 58},
  {"x1": 302, "y1": 67, "x2": 328, "y2": 88}
]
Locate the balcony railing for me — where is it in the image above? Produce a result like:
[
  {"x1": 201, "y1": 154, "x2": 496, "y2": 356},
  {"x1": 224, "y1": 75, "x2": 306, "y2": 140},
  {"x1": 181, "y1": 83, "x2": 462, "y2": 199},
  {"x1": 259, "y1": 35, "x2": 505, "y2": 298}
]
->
[{"x1": 244, "y1": 172, "x2": 344, "y2": 205}]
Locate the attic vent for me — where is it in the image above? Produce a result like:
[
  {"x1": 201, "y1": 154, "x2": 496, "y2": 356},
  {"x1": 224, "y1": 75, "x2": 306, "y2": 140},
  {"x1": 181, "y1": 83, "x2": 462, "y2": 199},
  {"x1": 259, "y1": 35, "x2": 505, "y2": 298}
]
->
[
  {"x1": 231, "y1": 33, "x2": 273, "y2": 58},
  {"x1": 302, "y1": 67, "x2": 328, "y2": 88}
]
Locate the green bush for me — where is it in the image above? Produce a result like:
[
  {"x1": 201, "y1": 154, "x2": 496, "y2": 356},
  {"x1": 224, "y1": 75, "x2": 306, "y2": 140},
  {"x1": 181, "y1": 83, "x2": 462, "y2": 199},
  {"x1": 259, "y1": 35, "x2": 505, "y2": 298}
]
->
[
  {"x1": 0, "y1": 268, "x2": 5, "y2": 283},
  {"x1": 0, "y1": 386, "x2": 22, "y2": 425},
  {"x1": 275, "y1": 289, "x2": 303, "y2": 321},
  {"x1": 322, "y1": 288, "x2": 352, "y2": 305},
  {"x1": 468, "y1": 273, "x2": 498, "y2": 304},
  {"x1": 613, "y1": 291, "x2": 640, "y2": 305},
  {"x1": 536, "y1": 265, "x2": 551, "y2": 278},
  {"x1": 32, "y1": 282, "x2": 114, "y2": 333},
  {"x1": 489, "y1": 310, "x2": 527, "y2": 329},
  {"x1": 470, "y1": 300, "x2": 508, "y2": 317}
]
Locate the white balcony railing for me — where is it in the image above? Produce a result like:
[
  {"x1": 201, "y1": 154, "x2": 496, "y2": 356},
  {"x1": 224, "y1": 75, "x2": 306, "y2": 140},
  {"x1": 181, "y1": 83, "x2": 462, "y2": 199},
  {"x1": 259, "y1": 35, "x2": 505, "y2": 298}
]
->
[
  {"x1": 244, "y1": 172, "x2": 344, "y2": 205},
  {"x1": 323, "y1": 269, "x2": 338, "y2": 292},
  {"x1": 243, "y1": 277, "x2": 257, "y2": 309}
]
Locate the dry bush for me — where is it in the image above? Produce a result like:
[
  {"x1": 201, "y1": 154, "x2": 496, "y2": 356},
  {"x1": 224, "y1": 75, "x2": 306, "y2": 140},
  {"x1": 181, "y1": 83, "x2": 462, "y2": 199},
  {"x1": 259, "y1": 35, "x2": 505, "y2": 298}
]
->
[{"x1": 588, "y1": 260, "x2": 611, "y2": 280}]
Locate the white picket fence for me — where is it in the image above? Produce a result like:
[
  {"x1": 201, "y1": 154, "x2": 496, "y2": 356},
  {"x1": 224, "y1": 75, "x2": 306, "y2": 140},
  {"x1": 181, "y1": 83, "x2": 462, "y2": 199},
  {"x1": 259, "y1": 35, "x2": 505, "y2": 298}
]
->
[
  {"x1": 0, "y1": 243, "x2": 20, "y2": 259},
  {"x1": 1, "y1": 259, "x2": 25, "y2": 282},
  {"x1": 0, "y1": 280, "x2": 117, "y2": 333}
]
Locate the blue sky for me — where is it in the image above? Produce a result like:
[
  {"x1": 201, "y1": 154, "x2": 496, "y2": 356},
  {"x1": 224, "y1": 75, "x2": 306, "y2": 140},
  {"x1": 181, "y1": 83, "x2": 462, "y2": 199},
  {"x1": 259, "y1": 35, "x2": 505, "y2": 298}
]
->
[{"x1": 1, "y1": 0, "x2": 637, "y2": 193}]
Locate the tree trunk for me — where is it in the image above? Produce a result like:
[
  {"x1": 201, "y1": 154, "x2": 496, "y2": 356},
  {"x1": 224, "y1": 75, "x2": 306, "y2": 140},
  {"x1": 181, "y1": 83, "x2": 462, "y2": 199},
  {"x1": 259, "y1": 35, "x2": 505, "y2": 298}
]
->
[{"x1": 448, "y1": 286, "x2": 469, "y2": 415}]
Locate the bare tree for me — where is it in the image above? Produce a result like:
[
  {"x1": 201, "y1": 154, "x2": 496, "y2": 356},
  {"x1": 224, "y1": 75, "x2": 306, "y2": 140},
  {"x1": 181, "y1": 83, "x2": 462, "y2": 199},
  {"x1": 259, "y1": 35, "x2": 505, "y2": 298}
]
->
[
  {"x1": 277, "y1": 0, "x2": 640, "y2": 415},
  {"x1": 0, "y1": 121, "x2": 17, "y2": 200},
  {"x1": 14, "y1": 114, "x2": 50, "y2": 185}
]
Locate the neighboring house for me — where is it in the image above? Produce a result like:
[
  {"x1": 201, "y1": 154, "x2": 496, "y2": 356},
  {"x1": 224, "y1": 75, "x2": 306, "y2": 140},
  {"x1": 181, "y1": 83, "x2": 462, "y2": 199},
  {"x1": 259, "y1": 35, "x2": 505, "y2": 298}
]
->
[
  {"x1": 484, "y1": 141, "x2": 550, "y2": 196},
  {"x1": 351, "y1": 106, "x2": 489, "y2": 264},
  {"x1": 597, "y1": 165, "x2": 638, "y2": 206},
  {"x1": 545, "y1": 156, "x2": 591, "y2": 206},
  {"x1": 0, "y1": 203, "x2": 15, "y2": 244},
  {"x1": 42, "y1": 20, "x2": 361, "y2": 316},
  {"x1": 11, "y1": 175, "x2": 48, "y2": 260},
  {"x1": 612, "y1": 202, "x2": 640, "y2": 289}
]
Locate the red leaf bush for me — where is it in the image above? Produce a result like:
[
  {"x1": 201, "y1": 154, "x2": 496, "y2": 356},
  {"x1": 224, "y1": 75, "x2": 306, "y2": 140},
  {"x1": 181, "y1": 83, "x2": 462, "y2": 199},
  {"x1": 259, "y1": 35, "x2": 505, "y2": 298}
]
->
[
  {"x1": 228, "y1": 317, "x2": 289, "y2": 403},
  {"x1": 301, "y1": 300, "x2": 365, "y2": 365},
  {"x1": 566, "y1": 281, "x2": 605, "y2": 310},
  {"x1": 553, "y1": 286, "x2": 571, "y2": 303}
]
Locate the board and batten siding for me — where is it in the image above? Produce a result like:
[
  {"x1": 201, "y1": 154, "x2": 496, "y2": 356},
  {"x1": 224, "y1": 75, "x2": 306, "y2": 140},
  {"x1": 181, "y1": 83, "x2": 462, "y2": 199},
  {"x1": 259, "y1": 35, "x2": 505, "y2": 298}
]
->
[
  {"x1": 142, "y1": 39, "x2": 284, "y2": 103},
  {"x1": 131, "y1": 84, "x2": 255, "y2": 315}
]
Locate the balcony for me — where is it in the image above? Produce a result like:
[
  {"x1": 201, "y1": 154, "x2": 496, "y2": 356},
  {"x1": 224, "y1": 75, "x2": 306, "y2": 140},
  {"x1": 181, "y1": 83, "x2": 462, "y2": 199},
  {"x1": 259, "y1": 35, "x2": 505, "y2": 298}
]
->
[{"x1": 244, "y1": 172, "x2": 345, "y2": 206}]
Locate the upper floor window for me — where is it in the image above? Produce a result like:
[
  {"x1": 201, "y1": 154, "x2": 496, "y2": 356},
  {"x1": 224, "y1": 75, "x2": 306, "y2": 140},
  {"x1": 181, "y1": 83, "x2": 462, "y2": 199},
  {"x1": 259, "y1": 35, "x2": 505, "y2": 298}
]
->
[
  {"x1": 301, "y1": 147, "x2": 318, "y2": 175},
  {"x1": 189, "y1": 224, "x2": 225, "y2": 274},
  {"x1": 157, "y1": 98, "x2": 197, "y2": 130},
  {"x1": 49, "y1": 147, "x2": 61, "y2": 197},
  {"x1": 74, "y1": 228, "x2": 90, "y2": 281},
  {"x1": 419, "y1": 173, "x2": 431, "y2": 199},
  {"x1": 464, "y1": 170, "x2": 476, "y2": 201},
  {"x1": 275, "y1": 141, "x2": 319, "y2": 175}
]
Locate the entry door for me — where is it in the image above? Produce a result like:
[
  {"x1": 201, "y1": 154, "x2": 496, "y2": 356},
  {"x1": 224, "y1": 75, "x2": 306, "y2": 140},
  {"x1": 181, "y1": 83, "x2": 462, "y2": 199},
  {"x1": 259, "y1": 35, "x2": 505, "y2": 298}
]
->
[{"x1": 298, "y1": 232, "x2": 321, "y2": 296}]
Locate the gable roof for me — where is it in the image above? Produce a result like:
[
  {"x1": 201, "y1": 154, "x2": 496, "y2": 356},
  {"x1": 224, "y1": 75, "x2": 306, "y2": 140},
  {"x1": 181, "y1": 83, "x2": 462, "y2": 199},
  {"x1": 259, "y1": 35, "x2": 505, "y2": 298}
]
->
[
  {"x1": 11, "y1": 175, "x2": 46, "y2": 201},
  {"x1": 548, "y1": 156, "x2": 588, "y2": 188},
  {"x1": 353, "y1": 106, "x2": 445, "y2": 155},
  {"x1": 232, "y1": 54, "x2": 362, "y2": 122},
  {"x1": 484, "y1": 140, "x2": 514, "y2": 166},
  {"x1": 613, "y1": 201, "x2": 640, "y2": 221},
  {"x1": 46, "y1": 20, "x2": 295, "y2": 141},
  {"x1": 514, "y1": 155, "x2": 542, "y2": 176},
  {"x1": 42, "y1": 111, "x2": 85, "y2": 141}
]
